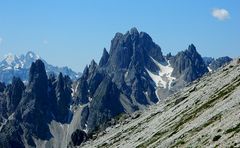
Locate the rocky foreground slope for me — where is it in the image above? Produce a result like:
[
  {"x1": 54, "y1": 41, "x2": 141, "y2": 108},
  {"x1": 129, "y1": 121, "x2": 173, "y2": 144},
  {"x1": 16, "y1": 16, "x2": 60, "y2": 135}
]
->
[{"x1": 82, "y1": 58, "x2": 240, "y2": 148}]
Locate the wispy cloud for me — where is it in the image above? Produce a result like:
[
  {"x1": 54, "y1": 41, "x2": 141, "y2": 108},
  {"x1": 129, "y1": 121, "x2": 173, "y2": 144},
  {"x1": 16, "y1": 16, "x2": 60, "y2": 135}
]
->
[
  {"x1": 212, "y1": 8, "x2": 230, "y2": 21},
  {"x1": 0, "y1": 37, "x2": 3, "y2": 45}
]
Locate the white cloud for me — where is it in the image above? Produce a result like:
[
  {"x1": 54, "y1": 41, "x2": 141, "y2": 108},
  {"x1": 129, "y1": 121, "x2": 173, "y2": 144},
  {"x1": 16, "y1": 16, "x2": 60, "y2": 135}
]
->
[{"x1": 212, "y1": 8, "x2": 230, "y2": 21}]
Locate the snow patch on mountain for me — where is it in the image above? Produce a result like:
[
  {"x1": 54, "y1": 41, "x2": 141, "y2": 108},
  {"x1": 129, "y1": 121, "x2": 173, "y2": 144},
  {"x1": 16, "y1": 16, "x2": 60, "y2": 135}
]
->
[
  {"x1": 207, "y1": 66, "x2": 212, "y2": 72},
  {"x1": 4, "y1": 54, "x2": 17, "y2": 65},
  {"x1": 146, "y1": 57, "x2": 175, "y2": 89}
]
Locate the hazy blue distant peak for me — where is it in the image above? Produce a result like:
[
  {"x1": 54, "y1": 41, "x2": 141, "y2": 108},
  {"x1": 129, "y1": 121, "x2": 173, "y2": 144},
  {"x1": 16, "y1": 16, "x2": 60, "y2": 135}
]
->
[{"x1": 0, "y1": 51, "x2": 80, "y2": 83}]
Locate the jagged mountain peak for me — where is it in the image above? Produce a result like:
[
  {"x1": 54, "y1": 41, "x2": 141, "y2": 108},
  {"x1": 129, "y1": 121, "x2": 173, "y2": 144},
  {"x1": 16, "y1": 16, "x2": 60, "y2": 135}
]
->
[
  {"x1": 99, "y1": 48, "x2": 109, "y2": 67},
  {"x1": 89, "y1": 60, "x2": 98, "y2": 72},
  {"x1": 28, "y1": 59, "x2": 48, "y2": 93},
  {"x1": 129, "y1": 27, "x2": 139, "y2": 34},
  {"x1": 187, "y1": 44, "x2": 197, "y2": 53},
  {"x1": 107, "y1": 28, "x2": 165, "y2": 71},
  {"x1": 1, "y1": 51, "x2": 41, "y2": 69},
  {"x1": 82, "y1": 65, "x2": 89, "y2": 77},
  {"x1": 171, "y1": 44, "x2": 208, "y2": 83},
  {"x1": 25, "y1": 51, "x2": 40, "y2": 61},
  {"x1": 1, "y1": 53, "x2": 21, "y2": 68},
  {"x1": 3, "y1": 53, "x2": 18, "y2": 63},
  {"x1": 128, "y1": 27, "x2": 140, "y2": 39},
  {"x1": 205, "y1": 56, "x2": 233, "y2": 71},
  {"x1": 90, "y1": 59, "x2": 97, "y2": 67},
  {"x1": 29, "y1": 59, "x2": 46, "y2": 81}
]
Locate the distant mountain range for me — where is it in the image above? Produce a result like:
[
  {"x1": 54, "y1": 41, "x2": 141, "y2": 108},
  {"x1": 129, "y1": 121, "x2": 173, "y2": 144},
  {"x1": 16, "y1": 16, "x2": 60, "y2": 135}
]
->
[
  {"x1": 0, "y1": 51, "x2": 80, "y2": 83},
  {"x1": 203, "y1": 56, "x2": 232, "y2": 72},
  {"x1": 0, "y1": 28, "x2": 233, "y2": 147}
]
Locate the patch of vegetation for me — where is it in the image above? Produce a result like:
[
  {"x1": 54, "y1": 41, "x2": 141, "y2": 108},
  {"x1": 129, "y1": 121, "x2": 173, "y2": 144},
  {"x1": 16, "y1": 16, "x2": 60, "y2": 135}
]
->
[
  {"x1": 202, "y1": 136, "x2": 209, "y2": 145},
  {"x1": 121, "y1": 119, "x2": 150, "y2": 137},
  {"x1": 194, "y1": 99, "x2": 201, "y2": 105},
  {"x1": 165, "y1": 113, "x2": 222, "y2": 147},
  {"x1": 97, "y1": 131, "x2": 126, "y2": 148},
  {"x1": 110, "y1": 132, "x2": 122, "y2": 140},
  {"x1": 114, "y1": 113, "x2": 127, "y2": 121},
  {"x1": 203, "y1": 114, "x2": 222, "y2": 127},
  {"x1": 125, "y1": 124, "x2": 138, "y2": 132},
  {"x1": 188, "y1": 113, "x2": 222, "y2": 134},
  {"x1": 164, "y1": 102, "x2": 175, "y2": 111},
  {"x1": 141, "y1": 111, "x2": 162, "y2": 124},
  {"x1": 188, "y1": 86, "x2": 196, "y2": 93},
  {"x1": 171, "y1": 140, "x2": 186, "y2": 147},
  {"x1": 136, "y1": 130, "x2": 168, "y2": 148},
  {"x1": 174, "y1": 95, "x2": 188, "y2": 106},
  {"x1": 225, "y1": 123, "x2": 240, "y2": 134},
  {"x1": 98, "y1": 142, "x2": 108, "y2": 148},
  {"x1": 212, "y1": 135, "x2": 221, "y2": 141}
]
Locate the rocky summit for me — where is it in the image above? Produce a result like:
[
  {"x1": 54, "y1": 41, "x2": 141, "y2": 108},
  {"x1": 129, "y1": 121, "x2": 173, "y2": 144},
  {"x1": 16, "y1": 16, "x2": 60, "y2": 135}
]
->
[{"x1": 0, "y1": 28, "x2": 234, "y2": 148}]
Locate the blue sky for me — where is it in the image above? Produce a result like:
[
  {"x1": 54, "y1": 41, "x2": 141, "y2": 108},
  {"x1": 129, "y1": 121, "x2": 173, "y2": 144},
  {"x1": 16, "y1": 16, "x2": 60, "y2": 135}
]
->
[{"x1": 0, "y1": 0, "x2": 239, "y2": 72}]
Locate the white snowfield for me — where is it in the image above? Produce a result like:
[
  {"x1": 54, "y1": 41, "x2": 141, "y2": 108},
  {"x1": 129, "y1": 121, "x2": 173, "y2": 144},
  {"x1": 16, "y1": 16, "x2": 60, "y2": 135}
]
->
[
  {"x1": 4, "y1": 54, "x2": 17, "y2": 65},
  {"x1": 2, "y1": 53, "x2": 40, "y2": 70},
  {"x1": 82, "y1": 59, "x2": 240, "y2": 148},
  {"x1": 146, "y1": 57, "x2": 175, "y2": 89}
]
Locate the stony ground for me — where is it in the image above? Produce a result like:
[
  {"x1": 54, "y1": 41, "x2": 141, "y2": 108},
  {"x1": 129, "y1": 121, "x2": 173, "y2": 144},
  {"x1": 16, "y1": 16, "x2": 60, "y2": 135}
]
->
[{"x1": 82, "y1": 59, "x2": 240, "y2": 148}]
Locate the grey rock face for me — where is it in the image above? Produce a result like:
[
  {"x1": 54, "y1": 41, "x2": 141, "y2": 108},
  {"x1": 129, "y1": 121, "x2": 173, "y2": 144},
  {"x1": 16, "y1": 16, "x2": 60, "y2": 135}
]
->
[
  {"x1": 209, "y1": 56, "x2": 232, "y2": 71},
  {"x1": 99, "y1": 48, "x2": 110, "y2": 67},
  {"x1": 203, "y1": 57, "x2": 214, "y2": 66},
  {"x1": 171, "y1": 44, "x2": 208, "y2": 82},
  {"x1": 87, "y1": 77, "x2": 125, "y2": 133},
  {"x1": 0, "y1": 82, "x2": 5, "y2": 93},
  {"x1": 55, "y1": 73, "x2": 72, "y2": 123},
  {"x1": 203, "y1": 56, "x2": 232, "y2": 71},
  {"x1": 6, "y1": 77, "x2": 25, "y2": 115}
]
